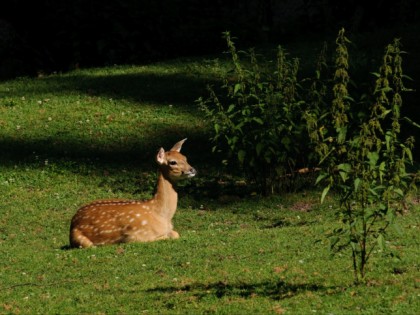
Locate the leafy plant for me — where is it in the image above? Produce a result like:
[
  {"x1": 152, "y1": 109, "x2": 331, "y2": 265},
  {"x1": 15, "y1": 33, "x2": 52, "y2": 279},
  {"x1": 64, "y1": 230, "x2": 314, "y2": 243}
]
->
[
  {"x1": 308, "y1": 29, "x2": 417, "y2": 284},
  {"x1": 199, "y1": 32, "x2": 311, "y2": 195}
]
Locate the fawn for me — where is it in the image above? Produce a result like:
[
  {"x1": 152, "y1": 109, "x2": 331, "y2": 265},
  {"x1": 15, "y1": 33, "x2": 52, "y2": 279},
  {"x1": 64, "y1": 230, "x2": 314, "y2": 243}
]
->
[{"x1": 69, "y1": 138, "x2": 196, "y2": 248}]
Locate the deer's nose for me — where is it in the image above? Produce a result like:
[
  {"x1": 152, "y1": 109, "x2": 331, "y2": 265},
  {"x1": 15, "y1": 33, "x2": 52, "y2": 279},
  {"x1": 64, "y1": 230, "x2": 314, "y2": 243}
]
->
[{"x1": 188, "y1": 167, "x2": 197, "y2": 177}]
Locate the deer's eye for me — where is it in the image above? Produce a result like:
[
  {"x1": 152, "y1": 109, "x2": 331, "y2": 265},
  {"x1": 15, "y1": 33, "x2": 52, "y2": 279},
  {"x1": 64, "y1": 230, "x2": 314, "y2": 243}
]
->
[{"x1": 169, "y1": 160, "x2": 177, "y2": 166}]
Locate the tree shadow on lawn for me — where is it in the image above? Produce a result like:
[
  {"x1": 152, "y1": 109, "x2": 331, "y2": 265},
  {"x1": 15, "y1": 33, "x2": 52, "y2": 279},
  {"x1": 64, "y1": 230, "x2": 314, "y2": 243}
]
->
[
  {"x1": 22, "y1": 69, "x2": 219, "y2": 108},
  {"x1": 146, "y1": 279, "x2": 340, "y2": 301},
  {"x1": 0, "y1": 128, "x2": 214, "y2": 169},
  {"x1": 1, "y1": 62, "x2": 221, "y2": 166}
]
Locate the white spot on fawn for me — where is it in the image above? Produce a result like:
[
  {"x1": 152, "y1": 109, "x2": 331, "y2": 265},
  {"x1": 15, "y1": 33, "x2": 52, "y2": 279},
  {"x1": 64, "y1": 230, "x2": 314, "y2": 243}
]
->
[{"x1": 141, "y1": 220, "x2": 148, "y2": 226}]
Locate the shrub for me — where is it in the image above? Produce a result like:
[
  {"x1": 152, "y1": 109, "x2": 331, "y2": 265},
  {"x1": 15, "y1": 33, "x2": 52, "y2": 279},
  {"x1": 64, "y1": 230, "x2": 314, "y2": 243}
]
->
[
  {"x1": 307, "y1": 29, "x2": 417, "y2": 284},
  {"x1": 201, "y1": 28, "x2": 418, "y2": 283},
  {"x1": 198, "y1": 32, "x2": 312, "y2": 195}
]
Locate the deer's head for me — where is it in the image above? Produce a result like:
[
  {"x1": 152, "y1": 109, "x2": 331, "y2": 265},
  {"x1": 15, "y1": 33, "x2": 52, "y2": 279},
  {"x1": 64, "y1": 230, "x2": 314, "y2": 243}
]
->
[{"x1": 156, "y1": 138, "x2": 196, "y2": 182}]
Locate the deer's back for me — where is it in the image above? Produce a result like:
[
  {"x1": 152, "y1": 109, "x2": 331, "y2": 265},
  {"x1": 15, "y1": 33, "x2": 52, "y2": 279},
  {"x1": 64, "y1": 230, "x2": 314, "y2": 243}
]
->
[{"x1": 70, "y1": 199, "x2": 166, "y2": 247}]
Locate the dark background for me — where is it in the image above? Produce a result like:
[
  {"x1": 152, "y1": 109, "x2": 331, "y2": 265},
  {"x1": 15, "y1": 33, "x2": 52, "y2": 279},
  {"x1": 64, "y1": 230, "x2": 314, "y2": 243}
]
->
[{"x1": 1, "y1": 0, "x2": 419, "y2": 79}]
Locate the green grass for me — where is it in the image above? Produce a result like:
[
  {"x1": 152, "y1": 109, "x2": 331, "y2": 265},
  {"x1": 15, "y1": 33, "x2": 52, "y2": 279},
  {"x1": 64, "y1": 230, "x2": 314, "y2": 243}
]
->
[{"x1": 1, "y1": 56, "x2": 419, "y2": 314}]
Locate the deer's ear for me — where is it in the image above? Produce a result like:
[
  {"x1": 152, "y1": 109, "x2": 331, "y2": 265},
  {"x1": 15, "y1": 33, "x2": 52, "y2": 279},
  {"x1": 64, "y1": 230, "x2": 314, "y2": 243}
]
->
[
  {"x1": 170, "y1": 138, "x2": 187, "y2": 152},
  {"x1": 156, "y1": 148, "x2": 166, "y2": 165}
]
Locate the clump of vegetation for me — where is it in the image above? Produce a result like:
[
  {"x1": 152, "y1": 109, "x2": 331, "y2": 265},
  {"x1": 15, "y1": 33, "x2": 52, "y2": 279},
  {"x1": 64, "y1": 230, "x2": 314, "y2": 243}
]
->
[
  {"x1": 307, "y1": 29, "x2": 417, "y2": 284},
  {"x1": 198, "y1": 31, "x2": 312, "y2": 195},
  {"x1": 201, "y1": 28, "x2": 418, "y2": 283}
]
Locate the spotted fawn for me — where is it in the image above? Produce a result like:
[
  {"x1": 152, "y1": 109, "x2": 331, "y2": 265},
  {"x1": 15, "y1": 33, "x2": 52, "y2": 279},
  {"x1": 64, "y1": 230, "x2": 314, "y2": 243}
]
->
[{"x1": 69, "y1": 138, "x2": 196, "y2": 248}]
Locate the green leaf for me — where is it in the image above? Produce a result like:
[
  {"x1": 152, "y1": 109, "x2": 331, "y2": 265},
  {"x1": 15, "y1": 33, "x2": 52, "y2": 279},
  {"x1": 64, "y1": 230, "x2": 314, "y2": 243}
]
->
[
  {"x1": 350, "y1": 240, "x2": 359, "y2": 252},
  {"x1": 364, "y1": 207, "x2": 376, "y2": 220},
  {"x1": 337, "y1": 163, "x2": 351, "y2": 182},
  {"x1": 402, "y1": 116, "x2": 420, "y2": 129},
  {"x1": 393, "y1": 188, "x2": 404, "y2": 197},
  {"x1": 214, "y1": 123, "x2": 220, "y2": 134},
  {"x1": 377, "y1": 233, "x2": 385, "y2": 251},
  {"x1": 237, "y1": 150, "x2": 246, "y2": 164},
  {"x1": 336, "y1": 126, "x2": 347, "y2": 144},
  {"x1": 368, "y1": 188, "x2": 379, "y2": 196},
  {"x1": 402, "y1": 74, "x2": 414, "y2": 81},
  {"x1": 385, "y1": 131, "x2": 392, "y2": 151},
  {"x1": 228, "y1": 135, "x2": 239, "y2": 146},
  {"x1": 339, "y1": 170, "x2": 348, "y2": 182},
  {"x1": 354, "y1": 178, "x2": 361, "y2": 192},
  {"x1": 316, "y1": 173, "x2": 328, "y2": 185},
  {"x1": 404, "y1": 146, "x2": 413, "y2": 162},
  {"x1": 343, "y1": 95, "x2": 355, "y2": 102},
  {"x1": 255, "y1": 142, "x2": 264, "y2": 156},
  {"x1": 378, "y1": 161, "x2": 386, "y2": 182},
  {"x1": 227, "y1": 104, "x2": 236, "y2": 113},
  {"x1": 386, "y1": 208, "x2": 396, "y2": 223},
  {"x1": 337, "y1": 163, "x2": 351, "y2": 172},
  {"x1": 321, "y1": 185, "x2": 330, "y2": 204},
  {"x1": 367, "y1": 151, "x2": 379, "y2": 167},
  {"x1": 234, "y1": 83, "x2": 242, "y2": 95}
]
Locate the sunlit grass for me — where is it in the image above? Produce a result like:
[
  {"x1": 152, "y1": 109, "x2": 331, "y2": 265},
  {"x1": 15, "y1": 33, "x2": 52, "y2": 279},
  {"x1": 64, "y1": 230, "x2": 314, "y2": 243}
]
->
[{"x1": 1, "y1": 57, "x2": 419, "y2": 314}]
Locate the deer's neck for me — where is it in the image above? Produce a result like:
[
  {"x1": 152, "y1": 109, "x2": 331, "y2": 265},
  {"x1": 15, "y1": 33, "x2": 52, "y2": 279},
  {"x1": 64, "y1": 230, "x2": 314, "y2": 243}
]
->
[{"x1": 152, "y1": 171, "x2": 178, "y2": 219}]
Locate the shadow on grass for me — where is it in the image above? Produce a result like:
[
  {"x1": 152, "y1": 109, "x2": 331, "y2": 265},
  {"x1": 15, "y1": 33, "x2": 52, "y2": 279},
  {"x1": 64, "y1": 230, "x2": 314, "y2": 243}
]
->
[
  {"x1": 0, "y1": 72, "x2": 218, "y2": 166},
  {"x1": 146, "y1": 279, "x2": 339, "y2": 301},
  {"x1": 15, "y1": 68, "x2": 219, "y2": 108},
  {"x1": 0, "y1": 131, "x2": 214, "y2": 168},
  {"x1": 1, "y1": 61, "x2": 221, "y2": 166}
]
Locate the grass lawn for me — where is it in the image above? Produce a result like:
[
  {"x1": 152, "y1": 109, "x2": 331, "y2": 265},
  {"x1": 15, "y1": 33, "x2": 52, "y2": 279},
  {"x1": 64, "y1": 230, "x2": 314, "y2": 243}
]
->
[{"x1": 1, "y1": 45, "x2": 419, "y2": 314}]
